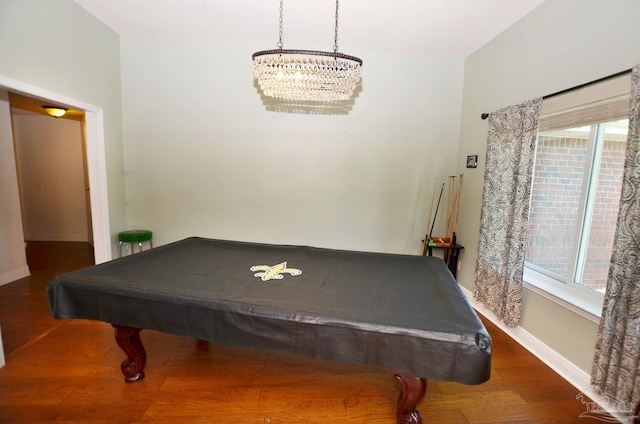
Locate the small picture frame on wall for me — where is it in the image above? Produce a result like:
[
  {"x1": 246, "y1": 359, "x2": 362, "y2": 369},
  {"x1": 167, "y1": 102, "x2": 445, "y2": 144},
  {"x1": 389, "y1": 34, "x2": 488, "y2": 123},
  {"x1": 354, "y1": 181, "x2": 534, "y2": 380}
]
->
[{"x1": 466, "y1": 155, "x2": 478, "y2": 168}]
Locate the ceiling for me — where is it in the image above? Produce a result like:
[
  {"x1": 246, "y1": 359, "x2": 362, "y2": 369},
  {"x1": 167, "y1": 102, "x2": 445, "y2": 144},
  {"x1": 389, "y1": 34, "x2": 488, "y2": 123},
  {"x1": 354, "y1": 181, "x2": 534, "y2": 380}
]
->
[
  {"x1": 73, "y1": 0, "x2": 548, "y2": 58},
  {"x1": 10, "y1": 0, "x2": 548, "y2": 119}
]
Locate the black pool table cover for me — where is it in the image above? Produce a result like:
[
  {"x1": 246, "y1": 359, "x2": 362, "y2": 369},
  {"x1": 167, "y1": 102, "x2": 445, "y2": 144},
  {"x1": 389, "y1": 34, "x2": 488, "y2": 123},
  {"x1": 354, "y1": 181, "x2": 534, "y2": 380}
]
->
[{"x1": 47, "y1": 237, "x2": 491, "y2": 385}]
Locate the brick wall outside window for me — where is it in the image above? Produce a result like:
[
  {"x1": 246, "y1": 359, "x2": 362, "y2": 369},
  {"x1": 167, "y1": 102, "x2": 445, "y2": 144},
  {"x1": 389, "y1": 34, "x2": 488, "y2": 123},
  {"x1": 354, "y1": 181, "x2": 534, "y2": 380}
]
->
[{"x1": 526, "y1": 135, "x2": 626, "y2": 291}]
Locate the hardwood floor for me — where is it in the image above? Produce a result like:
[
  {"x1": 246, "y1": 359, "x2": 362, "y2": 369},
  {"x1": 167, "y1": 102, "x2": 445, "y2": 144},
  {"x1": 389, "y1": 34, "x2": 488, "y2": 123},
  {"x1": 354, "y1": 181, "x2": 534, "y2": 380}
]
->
[{"x1": 0, "y1": 241, "x2": 617, "y2": 423}]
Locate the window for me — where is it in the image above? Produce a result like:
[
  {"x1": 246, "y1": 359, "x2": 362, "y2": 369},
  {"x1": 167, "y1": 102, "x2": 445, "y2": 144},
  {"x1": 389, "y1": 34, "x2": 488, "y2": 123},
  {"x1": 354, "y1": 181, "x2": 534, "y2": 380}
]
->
[{"x1": 523, "y1": 74, "x2": 631, "y2": 320}]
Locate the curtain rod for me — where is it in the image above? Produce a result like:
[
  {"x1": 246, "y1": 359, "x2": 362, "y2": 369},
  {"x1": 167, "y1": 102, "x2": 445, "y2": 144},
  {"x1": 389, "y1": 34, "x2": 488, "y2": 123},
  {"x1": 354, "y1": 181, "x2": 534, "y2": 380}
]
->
[{"x1": 480, "y1": 68, "x2": 633, "y2": 120}]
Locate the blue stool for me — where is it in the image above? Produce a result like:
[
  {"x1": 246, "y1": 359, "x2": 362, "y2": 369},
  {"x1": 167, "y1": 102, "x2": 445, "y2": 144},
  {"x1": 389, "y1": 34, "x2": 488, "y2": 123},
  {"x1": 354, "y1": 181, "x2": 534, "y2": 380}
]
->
[{"x1": 118, "y1": 230, "x2": 153, "y2": 257}]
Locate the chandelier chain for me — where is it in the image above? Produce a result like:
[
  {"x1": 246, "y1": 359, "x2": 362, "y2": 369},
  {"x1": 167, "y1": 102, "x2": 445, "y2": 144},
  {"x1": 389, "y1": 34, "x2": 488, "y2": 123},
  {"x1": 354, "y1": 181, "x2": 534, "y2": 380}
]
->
[
  {"x1": 277, "y1": 0, "x2": 284, "y2": 49},
  {"x1": 333, "y1": 0, "x2": 339, "y2": 53},
  {"x1": 277, "y1": 0, "x2": 342, "y2": 53}
]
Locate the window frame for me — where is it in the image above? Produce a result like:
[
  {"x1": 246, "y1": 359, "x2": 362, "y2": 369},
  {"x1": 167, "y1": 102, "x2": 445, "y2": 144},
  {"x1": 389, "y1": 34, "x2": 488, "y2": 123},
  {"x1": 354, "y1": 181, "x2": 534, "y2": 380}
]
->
[
  {"x1": 524, "y1": 262, "x2": 604, "y2": 323},
  {"x1": 524, "y1": 125, "x2": 610, "y2": 323},
  {"x1": 522, "y1": 74, "x2": 631, "y2": 323}
]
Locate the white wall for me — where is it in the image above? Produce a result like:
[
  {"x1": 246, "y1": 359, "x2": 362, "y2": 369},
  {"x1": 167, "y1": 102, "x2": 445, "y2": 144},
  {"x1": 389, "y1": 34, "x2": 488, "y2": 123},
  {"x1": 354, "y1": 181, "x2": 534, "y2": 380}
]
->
[
  {"x1": 13, "y1": 114, "x2": 88, "y2": 242},
  {"x1": 456, "y1": 0, "x2": 640, "y2": 373},
  {"x1": 120, "y1": 38, "x2": 465, "y2": 254},
  {"x1": 0, "y1": 0, "x2": 125, "y2": 258},
  {"x1": 0, "y1": 91, "x2": 29, "y2": 286}
]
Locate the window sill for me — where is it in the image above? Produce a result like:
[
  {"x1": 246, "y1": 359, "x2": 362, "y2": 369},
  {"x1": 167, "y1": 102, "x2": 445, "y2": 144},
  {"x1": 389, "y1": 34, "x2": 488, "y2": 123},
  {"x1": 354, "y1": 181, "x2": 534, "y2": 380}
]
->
[{"x1": 523, "y1": 268, "x2": 603, "y2": 324}]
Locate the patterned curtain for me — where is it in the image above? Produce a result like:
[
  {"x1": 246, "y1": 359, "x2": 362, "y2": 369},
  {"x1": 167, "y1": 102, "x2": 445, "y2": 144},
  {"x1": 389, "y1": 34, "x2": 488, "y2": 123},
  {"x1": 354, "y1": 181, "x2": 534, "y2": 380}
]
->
[
  {"x1": 592, "y1": 65, "x2": 640, "y2": 413},
  {"x1": 474, "y1": 98, "x2": 542, "y2": 327}
]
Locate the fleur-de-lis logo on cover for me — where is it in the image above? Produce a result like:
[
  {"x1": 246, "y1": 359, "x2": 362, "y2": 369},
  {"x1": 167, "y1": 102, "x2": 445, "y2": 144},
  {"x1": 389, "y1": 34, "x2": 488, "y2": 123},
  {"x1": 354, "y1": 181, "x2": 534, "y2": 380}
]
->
[{"x1": 250, "y1": 262, "x2": 302, "y2": 281}]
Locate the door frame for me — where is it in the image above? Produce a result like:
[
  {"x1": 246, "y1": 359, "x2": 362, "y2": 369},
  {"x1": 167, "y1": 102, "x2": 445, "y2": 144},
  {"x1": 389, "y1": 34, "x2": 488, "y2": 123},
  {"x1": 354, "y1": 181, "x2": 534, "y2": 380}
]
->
[{"x1": 0, "y1": 74, "x2": 112, "y2": 263}]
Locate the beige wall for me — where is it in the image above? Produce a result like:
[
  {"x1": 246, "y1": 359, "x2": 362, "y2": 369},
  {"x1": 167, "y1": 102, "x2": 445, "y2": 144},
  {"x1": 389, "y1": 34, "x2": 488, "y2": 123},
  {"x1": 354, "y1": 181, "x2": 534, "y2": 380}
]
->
[
  {"x1": 120, "y1": 39, "x2": 465, "y2": 254},
  {"x1": 456, "y1": 0, "x2": 640, "y2": 372},
  {"x1": 13, "y1": 114, "x2": 88, "y2": 242}
]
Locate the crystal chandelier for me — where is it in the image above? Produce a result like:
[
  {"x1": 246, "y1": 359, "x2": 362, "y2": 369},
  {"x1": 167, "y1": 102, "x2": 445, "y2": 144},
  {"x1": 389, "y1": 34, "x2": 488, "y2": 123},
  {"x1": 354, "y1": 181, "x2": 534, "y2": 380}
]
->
[{"x1": 252, "y1": 0, "x2": 362, "y2": 103}]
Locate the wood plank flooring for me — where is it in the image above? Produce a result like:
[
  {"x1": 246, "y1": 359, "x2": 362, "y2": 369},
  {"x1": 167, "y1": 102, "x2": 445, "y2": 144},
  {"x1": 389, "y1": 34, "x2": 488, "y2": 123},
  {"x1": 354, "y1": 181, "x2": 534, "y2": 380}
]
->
[{"x1": 0, "y1": 241, "x2": 618, "y2": 423}]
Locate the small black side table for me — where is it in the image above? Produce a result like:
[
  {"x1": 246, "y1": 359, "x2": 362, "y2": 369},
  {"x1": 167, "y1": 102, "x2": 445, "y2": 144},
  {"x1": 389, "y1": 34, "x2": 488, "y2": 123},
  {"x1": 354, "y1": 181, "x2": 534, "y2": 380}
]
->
[{"x1": 426, "y1": 243, "x2": 464, "y2": 279}]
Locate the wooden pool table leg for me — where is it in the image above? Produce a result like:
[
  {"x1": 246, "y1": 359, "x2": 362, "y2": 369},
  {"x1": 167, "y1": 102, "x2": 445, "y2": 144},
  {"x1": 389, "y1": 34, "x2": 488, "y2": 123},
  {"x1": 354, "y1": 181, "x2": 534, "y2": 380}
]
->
[
  {"x1": 393, "y1": 372, "x2": 427, "y2": 424},
  {"x1": 112, "y1": 325, "x2": 146, "y2": 383}
]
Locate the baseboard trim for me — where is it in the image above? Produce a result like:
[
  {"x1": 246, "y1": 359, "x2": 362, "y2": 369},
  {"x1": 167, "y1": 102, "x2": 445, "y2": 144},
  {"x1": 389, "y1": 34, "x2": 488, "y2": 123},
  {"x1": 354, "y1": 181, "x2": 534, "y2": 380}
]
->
[
  {"x1": 459, "y1": 285, "x2": 638, "y2": 423},
  {"x1": 0, "y1": 265, "x2": 30, "y2": 287},
  {"x1": 458, "y1": 285, "x2": 591, "y2": 389},
  {"x1": 24, "y1": 234, "x2": 89, "y2": 242}
]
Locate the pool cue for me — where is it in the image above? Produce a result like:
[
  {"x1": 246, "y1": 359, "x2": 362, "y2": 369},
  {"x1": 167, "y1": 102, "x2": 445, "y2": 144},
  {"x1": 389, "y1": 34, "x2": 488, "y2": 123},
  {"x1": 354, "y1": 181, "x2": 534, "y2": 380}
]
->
[
  {"x1": 422, "y1": 178, "x2": 438, "y2": 255},
  {"x1": 446, "y1": 175, "x2": 455, "y2": 239},
  {"x1": 448, "y1": 174, "x2": 462, "y2": 238},
  {"x1": 452, "y1": 174, "x2": 463, "y2": 235},
  {"x1": 428, "y1": 182, "x2": 445, "y2": 241}
]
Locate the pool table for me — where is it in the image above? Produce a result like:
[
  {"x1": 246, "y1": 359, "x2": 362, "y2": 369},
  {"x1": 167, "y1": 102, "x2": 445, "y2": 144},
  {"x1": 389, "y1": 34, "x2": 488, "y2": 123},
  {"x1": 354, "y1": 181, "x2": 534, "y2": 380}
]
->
[{"x1": 47, "y1": 237, "x2": 491, "y2": 424}]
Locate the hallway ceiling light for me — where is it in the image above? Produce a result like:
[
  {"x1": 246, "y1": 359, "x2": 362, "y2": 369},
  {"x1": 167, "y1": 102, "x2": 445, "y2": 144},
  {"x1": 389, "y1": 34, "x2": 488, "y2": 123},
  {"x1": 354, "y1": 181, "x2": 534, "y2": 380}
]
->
[
  {"x1": 252, "y1": 0, "x2": 362, "y2": 102},
  {"x1": 43, "y1": 106, "x2": 68, "y2": 118}
]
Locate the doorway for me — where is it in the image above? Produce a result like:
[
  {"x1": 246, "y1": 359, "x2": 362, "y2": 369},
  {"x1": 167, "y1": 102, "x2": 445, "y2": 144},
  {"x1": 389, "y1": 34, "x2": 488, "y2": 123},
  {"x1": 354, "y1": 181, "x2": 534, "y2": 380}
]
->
[
  {"x1": 10, "y1": 92, "x2": 92, "y2": 245},
  {"x1": 0, "y1": 74, "x2": 112, "y2": 265}
]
